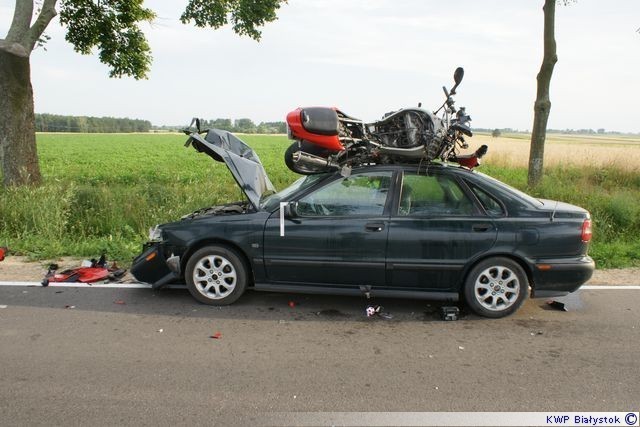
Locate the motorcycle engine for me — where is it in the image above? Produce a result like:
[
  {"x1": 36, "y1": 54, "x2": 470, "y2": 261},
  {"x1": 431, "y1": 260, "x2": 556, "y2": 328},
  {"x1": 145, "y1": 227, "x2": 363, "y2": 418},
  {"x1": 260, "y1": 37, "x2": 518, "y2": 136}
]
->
[{"x1": 373, "y1": 110, "x2": 434, "y2": 148}]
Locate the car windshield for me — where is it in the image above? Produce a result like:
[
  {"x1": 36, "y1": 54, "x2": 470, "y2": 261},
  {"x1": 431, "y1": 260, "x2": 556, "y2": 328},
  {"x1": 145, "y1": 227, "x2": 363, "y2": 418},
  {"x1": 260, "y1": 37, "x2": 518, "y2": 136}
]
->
[{"x1": 259, "y1": 173, "x2": 329, "y2": 211}]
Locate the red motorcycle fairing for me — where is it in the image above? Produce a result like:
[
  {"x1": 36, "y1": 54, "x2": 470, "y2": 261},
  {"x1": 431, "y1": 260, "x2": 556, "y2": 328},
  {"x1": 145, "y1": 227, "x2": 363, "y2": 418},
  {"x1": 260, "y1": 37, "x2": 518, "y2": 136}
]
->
[{"x1": 286, "y1": 107, "x2": 344, "y2": 152}]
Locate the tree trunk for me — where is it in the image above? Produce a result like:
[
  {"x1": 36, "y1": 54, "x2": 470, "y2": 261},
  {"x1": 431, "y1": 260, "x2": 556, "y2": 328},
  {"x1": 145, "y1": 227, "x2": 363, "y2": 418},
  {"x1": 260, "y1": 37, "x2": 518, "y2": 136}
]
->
[
  {"x1": 0, "y1": 49, "x2": 42, "y2": 186},
  {"x1": 528, "y1": 0, "x2": 557, "y2": 187}
]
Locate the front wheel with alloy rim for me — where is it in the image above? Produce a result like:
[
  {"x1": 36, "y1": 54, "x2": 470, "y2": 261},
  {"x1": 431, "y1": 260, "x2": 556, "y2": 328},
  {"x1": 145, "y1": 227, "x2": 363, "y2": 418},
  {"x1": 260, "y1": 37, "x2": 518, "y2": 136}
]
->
[
  {"x1": 464, "y1": 257, "x2": 528, "y2": 318},
  {"x1": 185, "y1": 245, "x2": 248, "y2": 305}
]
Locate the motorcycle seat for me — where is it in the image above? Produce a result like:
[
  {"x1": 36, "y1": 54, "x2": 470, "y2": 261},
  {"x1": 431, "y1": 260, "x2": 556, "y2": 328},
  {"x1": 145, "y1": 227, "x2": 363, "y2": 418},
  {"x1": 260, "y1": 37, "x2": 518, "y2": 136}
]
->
[{"x1": 301, "y1": 107, "x2": 339, "y2": 136}]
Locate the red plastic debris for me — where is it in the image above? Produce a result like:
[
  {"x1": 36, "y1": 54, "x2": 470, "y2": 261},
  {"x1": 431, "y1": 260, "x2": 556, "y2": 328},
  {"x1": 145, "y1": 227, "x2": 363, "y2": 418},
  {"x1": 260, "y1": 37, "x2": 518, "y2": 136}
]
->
[
  {"x1": 114, "y1": 300, "x2": 126, "y2": 305},
  {"x1": 210, "y1": 332, "x2": 222, "y2": 339},
  {"x1": 288, "y1": 301, "x2": 296, "y2": 308},
  {"x1": 0, "y1": 247, "x2": 7, "y2": 261}
]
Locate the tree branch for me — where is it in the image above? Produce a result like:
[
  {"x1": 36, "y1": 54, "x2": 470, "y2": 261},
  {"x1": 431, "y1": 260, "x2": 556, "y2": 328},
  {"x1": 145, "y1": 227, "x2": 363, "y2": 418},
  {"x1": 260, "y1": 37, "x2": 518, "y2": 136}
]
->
[
  {"x1": 27, "y1": 0, "x2": 58, "y2": 51},
  {"x1": 6, "y1": 0, "x2": 34, "y2": 43}
]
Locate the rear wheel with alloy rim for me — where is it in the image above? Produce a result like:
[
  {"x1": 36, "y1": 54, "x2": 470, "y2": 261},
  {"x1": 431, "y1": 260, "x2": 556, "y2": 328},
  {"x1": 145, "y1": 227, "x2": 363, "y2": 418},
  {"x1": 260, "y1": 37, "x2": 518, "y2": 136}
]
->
[
  {"x1": 464, "y1": 257, "x2": 528, "y2": 318},
  {"x1": 185, "y1": 245, "x2": 247, "y2": 305}
]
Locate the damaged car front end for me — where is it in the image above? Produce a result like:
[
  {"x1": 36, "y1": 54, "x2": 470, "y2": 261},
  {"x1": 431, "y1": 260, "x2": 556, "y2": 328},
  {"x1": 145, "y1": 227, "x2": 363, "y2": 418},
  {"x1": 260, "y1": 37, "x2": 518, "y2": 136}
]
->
[{"x1": 130, "y1": 123, "x2": 275, "y2": 289}]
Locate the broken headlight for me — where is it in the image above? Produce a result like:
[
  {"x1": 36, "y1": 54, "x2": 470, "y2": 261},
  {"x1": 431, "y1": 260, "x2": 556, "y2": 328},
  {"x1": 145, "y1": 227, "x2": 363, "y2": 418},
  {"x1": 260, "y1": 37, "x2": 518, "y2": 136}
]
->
[{"x1": 148, "y1": 225, "x2": 163, "y2": 242}]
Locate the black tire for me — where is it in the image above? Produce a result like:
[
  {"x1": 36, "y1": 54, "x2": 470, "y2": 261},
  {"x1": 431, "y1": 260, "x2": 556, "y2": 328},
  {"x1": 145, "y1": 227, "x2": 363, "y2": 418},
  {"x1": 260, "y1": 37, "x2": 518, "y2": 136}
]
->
[
  {"x1": 463, "y1": 257, "x2": 528, "y2": 318},
  {"x1": 284, "y1": 142, "x2": 329, "y2": 175},
  {"x1": 185, "y1": 245, "x2": 248, "y2": 305}
]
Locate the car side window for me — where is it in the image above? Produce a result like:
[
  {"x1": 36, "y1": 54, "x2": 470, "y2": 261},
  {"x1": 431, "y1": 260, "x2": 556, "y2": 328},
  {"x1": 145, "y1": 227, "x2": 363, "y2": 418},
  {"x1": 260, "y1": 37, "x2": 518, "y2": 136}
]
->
[
  {"x1": 399, "y1": 173, "x2": 475, "y2": 216},
  {"x1": 470, "y1": 185, "x2": 505, "y2": 216},
  {"x1": 297, "y1": 172, "x2": 392, "y2": 216}
]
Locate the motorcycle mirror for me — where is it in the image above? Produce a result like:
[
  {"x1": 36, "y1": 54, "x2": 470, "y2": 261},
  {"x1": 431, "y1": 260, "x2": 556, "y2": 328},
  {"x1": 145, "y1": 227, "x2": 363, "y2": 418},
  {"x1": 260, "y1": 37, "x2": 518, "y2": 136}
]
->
[
  {"x1": 195, "y1": 118, "x2": 201, "y2": 132},
  {"x1": 450, "y1": 67, "x2": 464, "y2": 95},
  {"x1": 454, "y1": 67, "x2": 464, "y2": 85}
]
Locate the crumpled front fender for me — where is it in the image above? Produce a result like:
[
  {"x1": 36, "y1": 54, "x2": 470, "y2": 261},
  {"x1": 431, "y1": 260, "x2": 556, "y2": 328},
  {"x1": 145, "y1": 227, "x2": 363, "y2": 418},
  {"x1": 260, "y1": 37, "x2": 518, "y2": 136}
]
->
[{"x1": 131, "y1": 243, "x2": 181, "y2": 288}]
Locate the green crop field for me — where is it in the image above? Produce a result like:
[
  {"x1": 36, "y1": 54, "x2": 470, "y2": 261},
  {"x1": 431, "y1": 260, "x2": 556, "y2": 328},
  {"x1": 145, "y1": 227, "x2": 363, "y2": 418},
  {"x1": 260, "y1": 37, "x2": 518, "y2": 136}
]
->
[{"x1": 1, "y1": 133, "x2": 639, "y2": 268}]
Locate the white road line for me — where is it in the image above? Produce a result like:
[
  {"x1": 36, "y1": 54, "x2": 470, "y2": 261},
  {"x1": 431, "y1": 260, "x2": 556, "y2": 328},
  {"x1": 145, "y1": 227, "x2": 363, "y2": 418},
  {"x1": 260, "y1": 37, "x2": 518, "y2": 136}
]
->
[
  {"x1": 0, "y1": 282, "x2": 638, "y2": 289},
  {"x1": 0, "y1": 281, "x2": 152, "y2": 288}
]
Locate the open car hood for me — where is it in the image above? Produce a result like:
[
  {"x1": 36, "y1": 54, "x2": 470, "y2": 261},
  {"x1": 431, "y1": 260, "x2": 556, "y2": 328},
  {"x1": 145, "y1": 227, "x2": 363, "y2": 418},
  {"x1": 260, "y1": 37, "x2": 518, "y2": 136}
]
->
[{"x1": 185, "y1": 129, "x2": 275, "y2": 209}]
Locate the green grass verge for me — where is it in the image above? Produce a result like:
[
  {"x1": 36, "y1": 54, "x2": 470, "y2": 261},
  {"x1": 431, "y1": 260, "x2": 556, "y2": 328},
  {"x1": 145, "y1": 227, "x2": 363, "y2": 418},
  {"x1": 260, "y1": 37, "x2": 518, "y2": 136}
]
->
[{"x1": 1, "y1": 133, "x2": 638, "y2": 269}]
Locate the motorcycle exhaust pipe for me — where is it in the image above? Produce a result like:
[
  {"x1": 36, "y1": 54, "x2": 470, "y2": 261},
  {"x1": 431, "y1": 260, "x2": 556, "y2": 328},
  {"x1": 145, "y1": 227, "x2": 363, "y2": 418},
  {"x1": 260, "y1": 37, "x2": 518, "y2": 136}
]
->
[{"x1": 292, "y1": 151, "x2": 340, "y2": 170}]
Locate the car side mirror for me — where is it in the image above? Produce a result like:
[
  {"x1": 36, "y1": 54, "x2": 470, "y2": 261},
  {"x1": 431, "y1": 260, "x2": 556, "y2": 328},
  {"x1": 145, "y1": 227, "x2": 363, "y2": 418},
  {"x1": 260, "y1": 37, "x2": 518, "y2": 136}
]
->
[
  {"x1": 279, "y1": 201, "x2": 299, "y2": 237},
  {"x1": 284, "y1": 201, "x2": 298, "y2": 219}
]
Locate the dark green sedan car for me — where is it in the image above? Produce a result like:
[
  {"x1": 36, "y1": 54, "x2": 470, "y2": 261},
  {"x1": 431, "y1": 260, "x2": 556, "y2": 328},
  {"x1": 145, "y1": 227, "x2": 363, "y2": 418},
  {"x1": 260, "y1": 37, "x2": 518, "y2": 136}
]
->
[{"x1": 131, "y1": 129, "x2": 594, "y2": 318}]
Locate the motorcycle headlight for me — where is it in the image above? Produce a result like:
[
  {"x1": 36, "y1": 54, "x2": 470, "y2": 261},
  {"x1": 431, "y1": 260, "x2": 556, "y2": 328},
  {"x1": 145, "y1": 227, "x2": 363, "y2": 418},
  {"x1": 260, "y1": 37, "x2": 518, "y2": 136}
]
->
[{"x1": 148, "y1": 225, "x2": 163, "y2": 242}]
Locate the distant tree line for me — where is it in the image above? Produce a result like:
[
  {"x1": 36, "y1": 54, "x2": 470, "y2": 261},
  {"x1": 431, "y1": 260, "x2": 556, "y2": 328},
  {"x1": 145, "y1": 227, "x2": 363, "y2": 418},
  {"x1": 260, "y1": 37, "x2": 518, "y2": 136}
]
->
[
  {"x1": 153, "y1": 118, "x2": 287, "y2": 134},
  {"x1": 35, "y1": 114, "x2": 152, "y2": 133},
  {"x1": 474, "y1": 127, "x2": 639, "y2": 136},
  {"x1": 199, "y1": 118, "x2": 287, "y2": 134}
]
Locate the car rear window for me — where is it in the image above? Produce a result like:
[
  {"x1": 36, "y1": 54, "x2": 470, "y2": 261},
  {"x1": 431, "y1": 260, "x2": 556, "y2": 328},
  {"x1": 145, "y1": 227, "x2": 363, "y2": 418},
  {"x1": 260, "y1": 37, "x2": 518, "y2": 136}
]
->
[{"x1": 473, "y1": 171, "x2": 543, "y2": 207}]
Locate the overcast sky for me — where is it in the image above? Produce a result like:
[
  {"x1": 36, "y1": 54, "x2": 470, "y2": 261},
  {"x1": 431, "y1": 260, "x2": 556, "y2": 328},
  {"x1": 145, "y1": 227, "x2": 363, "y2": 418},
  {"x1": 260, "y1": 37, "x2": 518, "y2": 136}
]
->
[{"x1": 2, "y1": 0, "x2": 639, "y2": 132}]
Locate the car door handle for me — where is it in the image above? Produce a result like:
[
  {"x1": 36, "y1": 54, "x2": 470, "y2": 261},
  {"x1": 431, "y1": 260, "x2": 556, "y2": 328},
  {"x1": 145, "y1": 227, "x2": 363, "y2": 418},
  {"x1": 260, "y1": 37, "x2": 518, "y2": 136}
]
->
[
  {"x1": 472, "y1": 223, "x2": 493, "y2": 232},
  {"x1": 365, "y1": 222, "x2": 385, "y2": 232}
]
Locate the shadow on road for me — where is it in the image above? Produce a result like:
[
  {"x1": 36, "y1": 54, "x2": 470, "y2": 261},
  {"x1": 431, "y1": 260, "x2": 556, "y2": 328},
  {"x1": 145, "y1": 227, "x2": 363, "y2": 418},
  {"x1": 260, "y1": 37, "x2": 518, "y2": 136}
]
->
[{"x1": 0, "y1": 284, "x2": 501, "y2": 323}]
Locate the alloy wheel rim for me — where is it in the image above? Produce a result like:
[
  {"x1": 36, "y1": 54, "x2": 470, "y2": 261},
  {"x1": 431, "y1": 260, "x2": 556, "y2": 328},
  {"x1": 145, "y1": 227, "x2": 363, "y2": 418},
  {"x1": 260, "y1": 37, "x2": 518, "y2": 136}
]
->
[
  {"x1": 474, "y1": 265, "x2": 520, "y2": 311},
  {"x1": 193, "y1": 255, "x2": 237, "y2": 300}
]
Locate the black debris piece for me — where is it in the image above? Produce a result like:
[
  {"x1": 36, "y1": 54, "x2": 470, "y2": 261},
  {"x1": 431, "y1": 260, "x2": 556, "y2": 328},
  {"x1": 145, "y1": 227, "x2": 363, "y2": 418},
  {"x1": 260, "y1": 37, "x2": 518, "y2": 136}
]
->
[
  {"x1": 546, "y1": 300, "x2": 568, "y2": 312},
  {"x1": 440, "y1": 306, "x2": 460, "y2": 321}
]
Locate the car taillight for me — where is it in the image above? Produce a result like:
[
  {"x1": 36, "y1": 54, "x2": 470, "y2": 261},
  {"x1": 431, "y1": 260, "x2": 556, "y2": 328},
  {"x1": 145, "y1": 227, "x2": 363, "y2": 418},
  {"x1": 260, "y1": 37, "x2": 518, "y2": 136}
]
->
[{"x1": 581, "y1": 219, "x2": 592, "y2": 243}]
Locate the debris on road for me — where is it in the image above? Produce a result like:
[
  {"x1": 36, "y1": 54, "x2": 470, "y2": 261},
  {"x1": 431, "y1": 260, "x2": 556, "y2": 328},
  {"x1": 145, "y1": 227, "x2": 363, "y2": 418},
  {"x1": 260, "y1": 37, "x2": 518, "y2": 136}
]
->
[
  {"x1": 365, "y1": 304, "x2": 379, "y2": 317},
  {"x1": 0, "y1": 305, "x2": 8, "y2": 309},
  {"x1": 288, "y1": 301, "x2": 296, "y2": 308},
  {"x1": 0, "y1": 246, "x2": 7, "y2": 262},
  {"x1": 365, "y1": 304, "x2": 394, "y2": 320},
  {"x1": 210, "y1": 332, "x2": 222, "y2": 339},
  {"x1": 41, "y1": 254, "x2": 126, "y2": 286},
  {"x1": 157, "y1": 328, "x2": 164, "y2": 333},
  {"x1": 458, "y1": 346, "x2": 465, "y2": 350},
  {"x1": 64, "y1": 305, "x2": 75, "y2": 309},
  {"x1": 114, "y1": 300, "x2": 126, "y2": 305},
  {"x1": 440, "y1": 306, "x2": 460, "y2": 321},
  {"x1": 546, "y1": 300, "x2": 568, "y2": 312}
]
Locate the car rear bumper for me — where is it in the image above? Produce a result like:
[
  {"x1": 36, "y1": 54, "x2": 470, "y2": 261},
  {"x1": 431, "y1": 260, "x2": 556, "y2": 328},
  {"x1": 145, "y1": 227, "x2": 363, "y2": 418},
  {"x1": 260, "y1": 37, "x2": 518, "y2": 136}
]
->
[
  {"x1": 130, "y1": 242, "x2": 181, "y2": 288},
  {"x1": 530, "y1": 255, "x2": 595, "y2": 298}
]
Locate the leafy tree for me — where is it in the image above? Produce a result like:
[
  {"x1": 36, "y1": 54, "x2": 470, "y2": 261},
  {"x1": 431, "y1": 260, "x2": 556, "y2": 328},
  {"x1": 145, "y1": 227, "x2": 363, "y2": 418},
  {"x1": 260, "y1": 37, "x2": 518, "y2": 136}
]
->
[
  {"x1": 234, "y1": 118, "x2": 257, "y2": 133},
  {"x1": 491, "y1": 128, "x2": 502, "y2": 138},
  {"x1": 210, "y1": 118, "x2": 234, "y2": 131},
  {"x1": 0, "y1": 0, "x2": 286, "y2": 187}
]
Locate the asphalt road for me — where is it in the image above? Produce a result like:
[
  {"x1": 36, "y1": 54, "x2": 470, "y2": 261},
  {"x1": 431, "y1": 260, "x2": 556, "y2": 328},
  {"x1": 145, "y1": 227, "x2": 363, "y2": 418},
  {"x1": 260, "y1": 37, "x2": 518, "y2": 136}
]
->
[{"x1": 0, "y1": 284, "x2": 638, "y2": 426}]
